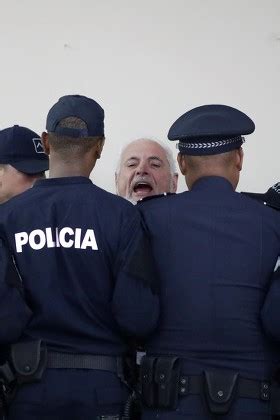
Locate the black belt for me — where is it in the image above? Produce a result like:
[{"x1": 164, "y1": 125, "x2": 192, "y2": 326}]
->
[
  {"x1": 140, "y1": 356, "x2": 280, "y2": 415},
  {"x1": 179, "y1": 374, "x2": 271, "y2": 401},
  {"x1": 47, "y1": 352, "x2": 122, "y2": 373}
]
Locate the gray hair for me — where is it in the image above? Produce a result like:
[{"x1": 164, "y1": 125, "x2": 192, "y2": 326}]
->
[{"x1": 116, "y1": 138, "x2": 177, "y2": 175}]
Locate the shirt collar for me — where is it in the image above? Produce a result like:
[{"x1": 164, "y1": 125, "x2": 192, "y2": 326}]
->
[
  {"x1": 33, "y1": 176, "x2": 93, "y2": 188},
  {"x1": 191, "y1": 176, "x2": 234, "y2": 193}
]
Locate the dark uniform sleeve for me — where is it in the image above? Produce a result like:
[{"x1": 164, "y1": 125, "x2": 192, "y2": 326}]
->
[
  {"x1": 111, "y1": 207, "x2": 160, "y2": 338},
  {"x1": 0, "y1": 238, "x2": 32, "y2": 343},
  {"x1": 261, "y1": 267, "x2": 280, "y2": 341}
]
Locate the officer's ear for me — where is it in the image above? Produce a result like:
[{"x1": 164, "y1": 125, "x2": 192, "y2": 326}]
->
[
  {"x1": 41, "y1": 132, "x2": 50, "y2": 155},
  {"x1": 236, "y1": 147, "x2": 244, "y2": 172},
  {"x1": 171, "y1": 173, "x2": 179, "y2": 193},
  {"x1": 177, "y1": 153, "x2": 187, "y2": 175},
  {"x1": 95, "y1": 137, "x2": 105, "y2": 160}
]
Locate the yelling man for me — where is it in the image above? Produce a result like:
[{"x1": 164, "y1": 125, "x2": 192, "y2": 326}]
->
[{"x1": 115, "y1": 138, "x2": 178, "y2": 203}]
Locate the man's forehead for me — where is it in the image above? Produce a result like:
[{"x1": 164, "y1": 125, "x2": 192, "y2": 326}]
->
[{"x1": 121, "y1": 140, "x2": 168, "y2": 162}]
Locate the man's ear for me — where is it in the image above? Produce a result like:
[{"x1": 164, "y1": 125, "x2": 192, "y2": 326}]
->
[
  {"x1": 236, "y1": 147, "x2": 244, "y2": 172},
  {"x1": 96, "y1": 137, "x2": 105, "y2": 159},
  {"x1": 177, "y1": 153, "x2": 187, "y2": 175},
  {"x1": 41, "y1": 132, "x2": 50, "y2": 155}
]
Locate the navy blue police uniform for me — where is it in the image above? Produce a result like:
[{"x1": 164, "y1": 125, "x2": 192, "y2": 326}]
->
[
  {"x1": 244, "y1": 183, "x2": 280, "y2": 420},
  {"x1": 0, "y1": 125, "x2": 49, "y2": 366},
  {"x1": 138, "y1": 105, "x2": 280, "y2": 419},
  {"x1": 0, "y1": 95, "x2": 159, "y2": 420}
]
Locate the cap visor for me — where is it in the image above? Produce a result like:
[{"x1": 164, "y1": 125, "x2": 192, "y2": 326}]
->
[{"x1": 11, "y1": 159, "x2": 49, "y2": 174}]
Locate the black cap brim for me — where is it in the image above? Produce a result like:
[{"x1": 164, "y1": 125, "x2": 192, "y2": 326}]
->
[{"x1": 9, "y1": 159, "x2": 49, "y2": 175}]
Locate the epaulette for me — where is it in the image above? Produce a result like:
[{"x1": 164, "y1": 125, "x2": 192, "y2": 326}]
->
[
  {"x1": 242, "y1": 182, "x2": 280, "y2": 211},
  {"x1": 137, "y1": 192, "x2": 176, "y2": 204}
]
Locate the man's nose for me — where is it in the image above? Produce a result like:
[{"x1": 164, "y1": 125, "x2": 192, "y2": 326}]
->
[{"x1": 136, "y1": 161, "x2": 149, "y2": 175}]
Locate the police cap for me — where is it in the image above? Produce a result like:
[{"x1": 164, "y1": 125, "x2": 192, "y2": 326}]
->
[
  {"x1": 46, "y1": 94, "x2": 104, "y2": 138},
  {"x1": 168, "y1": 104, "x2": 255, "y2": 155},
  {"x1": 0, "y1": 125, "x2": 49, "y2": 174}
]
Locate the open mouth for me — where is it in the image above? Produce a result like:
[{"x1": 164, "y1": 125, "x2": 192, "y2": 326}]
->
[{"x1": 133, "y1": 182, "x2": 153, "y2": 195}]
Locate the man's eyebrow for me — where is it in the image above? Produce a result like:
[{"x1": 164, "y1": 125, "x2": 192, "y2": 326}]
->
[
  {"x1": 124, "y1": 156, "x2": 164, "y2": 163},
  {"x1": 124, "y1": 156, "x2": 139, "y2": 163},
  {"x1": 148, "y1": 156, "x2": 164, "y2": 163}
]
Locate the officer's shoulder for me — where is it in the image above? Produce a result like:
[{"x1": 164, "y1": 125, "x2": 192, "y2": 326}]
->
[
  {"x1": 241, "y1": 182, "x2": 280, "y2": 212},
  {"x1": 138, "y1": 192, "x2": 176, "y2": 205},
  {"x1": 0, "y1": 187, "x2": 35, "y2": 212},
  {"x1": 92, "y1": 184, "x2": 137, "y2": 212}
]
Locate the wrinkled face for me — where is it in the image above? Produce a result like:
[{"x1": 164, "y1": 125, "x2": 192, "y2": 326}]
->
[
  {"x1": 0, "y1": 164, "x2": 32, "y2": 204},
  {"x1": 116, "y1": 140, "x2": 177, "y2": 202}
]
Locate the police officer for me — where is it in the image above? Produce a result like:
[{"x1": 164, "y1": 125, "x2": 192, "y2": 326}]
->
[
  {"x1": 138, "y1": 104, "x2": 280, "y2": 419},
  {"x1": 0, "y1": 95, "x2": 159, "y2": 420},
  {"x1": 0, "y1": 125, "x2": 49, "y2": 368},
  {"x1": 0, "y1": 125, "x2": 49, "y2": 203}
]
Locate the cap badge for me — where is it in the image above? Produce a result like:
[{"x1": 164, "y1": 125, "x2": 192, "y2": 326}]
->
[{"x1": 33, "y1": 138, "x2": 45, "y2": 154}]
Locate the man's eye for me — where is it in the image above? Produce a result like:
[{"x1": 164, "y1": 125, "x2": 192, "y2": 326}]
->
[
  {"x1": 127, "y1": 163, "x2": 136, "y2": 168},
  {"x1": 151, "y1": 163, "x2": 161, "y2": 168}
]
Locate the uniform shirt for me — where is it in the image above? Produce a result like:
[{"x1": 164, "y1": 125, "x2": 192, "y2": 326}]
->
[
  {"x1": 262, "y1": 267, "x2": 280, "y2": 340},
  {"x1": 0, "y1": 177, "x2": 159, "y2": 355},
  {"x1": 0, "y1": 238, "x2": 31, "y2": 344},
  {"x1": 139, "y1": 176, "x2": 280, "y2": 380}
]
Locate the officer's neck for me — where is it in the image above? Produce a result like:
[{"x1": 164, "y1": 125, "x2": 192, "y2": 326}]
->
[
  {"x1": 186, "y1": 172, "x2": 239, "y2": 191},
  {"x1": 48, "y1": 157, "x2": 96, "y2": 179}
]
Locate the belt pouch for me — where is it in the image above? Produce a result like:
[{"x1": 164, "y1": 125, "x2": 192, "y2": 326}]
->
[
  {"x1": 204, "y1": 370, "x2": 239, "y2": 415},
  {"x1": 154, "y1": 357, "x2": 181, "y2": 409},
  {"x1": 11, "y1": 339, "x2": 47, "y2": 384},
  {"x1": 140, "y1": 356, "x2": 157, "y2": 407}
]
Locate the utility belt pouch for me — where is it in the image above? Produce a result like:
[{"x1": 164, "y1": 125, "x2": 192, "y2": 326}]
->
[
  {"x1": 140, "y1": 356, "x2": 157, "y2": 407},
  {"x1": 154, "y1": 357, "x2": 181, "y2": 409},
  {"x1": 10, "y1": 340, "x2": 47, "y2": 385},
  {"x1": 140, "y1": 356, "x2": 181, "y2": 409},
  {"x1": 204, "y1": 370, "x2": 239, "y2": 415}
]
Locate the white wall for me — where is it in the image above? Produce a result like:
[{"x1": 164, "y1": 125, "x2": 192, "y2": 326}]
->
[{"x1": 0, "y1": 0, "x2": 279, "y2": 193}]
